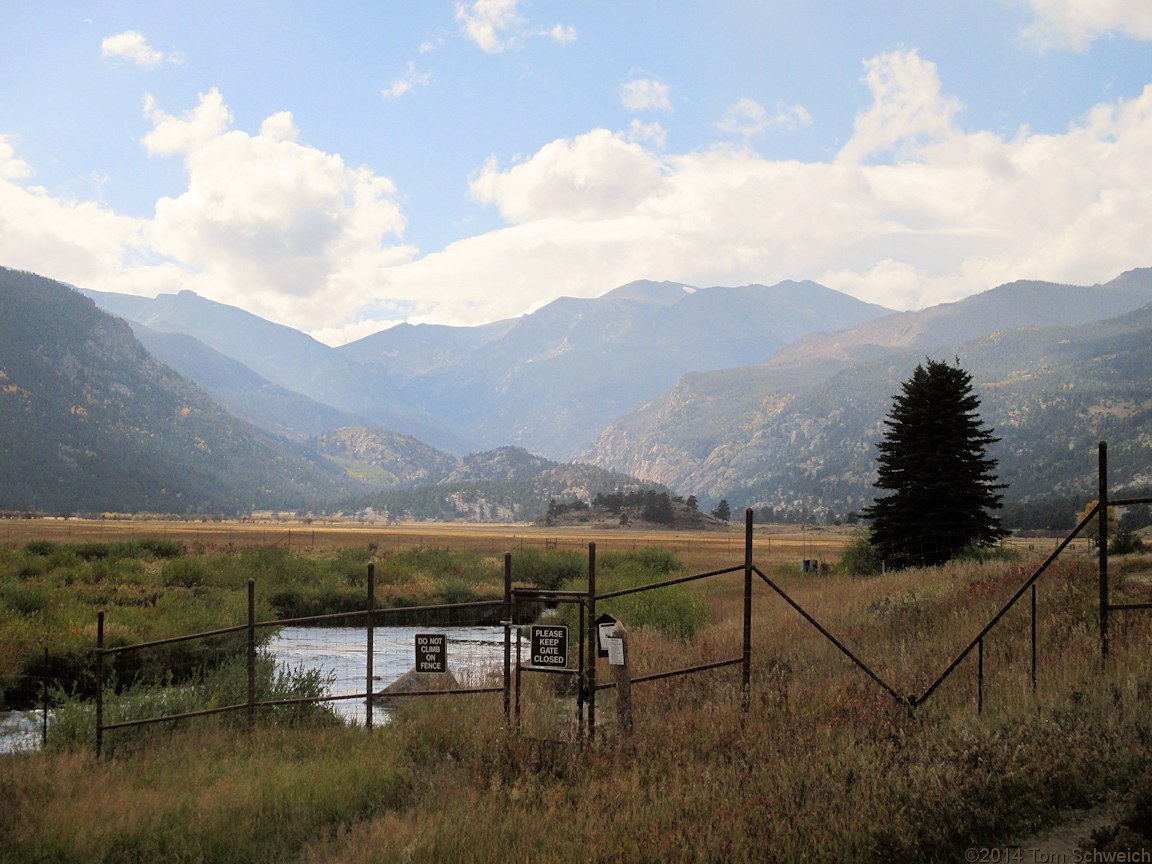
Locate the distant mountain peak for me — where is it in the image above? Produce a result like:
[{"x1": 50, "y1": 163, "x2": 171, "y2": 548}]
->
[{"x1": 602, "y1": 280, "x2": 698, "y2": 305}]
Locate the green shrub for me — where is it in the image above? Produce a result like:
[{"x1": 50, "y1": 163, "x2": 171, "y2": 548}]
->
[
  {"x1": 599, "y1": 545, "x2": 682, "y2": 574},
  {"x1": 595, "y1": 560, "x2": 706, "y2": 641},
  {"x1": 954, "y1": 540, "x2": 1020, "y2": 563},
  {"x1": 377, "y1": 547, "x2": 495, "y2": 585},
  {"x1": 838, "y1": 536, "x2": 883, "y2": 576},
  {"x1": 111, "y1": 538, "x2": 185, "y2": 560},
  {"x1": 1, "y1": 581, "x2": 52, "y2": 615},
  {"x1": 161, "y1": 557, "x2": 211, "y2": 588},
  {"x1": 546, "y1": 549, "x2": 706, "y2": 641},
  {"x1": 1112, "y1": 530, "x2": 1145, "y2": 555},
  {"x1": 336, "y1": 547, "x2": 374, "y2": 586},
  {"x1": 439, "y1": 578, "x2": 480, "y2": 605},
  {"x1": 512, "y1": 548, "x2": 584, "y2": 591},
  {"x1": 23, "y1": 539, "x2": 57, "y2": 556},
  {"x1": 47, "y1": 652, "x2": 338, "y2": 751}
]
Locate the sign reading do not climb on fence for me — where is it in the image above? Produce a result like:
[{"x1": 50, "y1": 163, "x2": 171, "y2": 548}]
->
[{"x1": 415, "y1": 633, "x2": 447, "y2": 673}]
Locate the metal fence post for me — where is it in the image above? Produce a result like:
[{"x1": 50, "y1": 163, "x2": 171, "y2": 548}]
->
[
  {"x1": 247, "y1": 579, "x2": 256, "y2": 734},
  {"x1": 514, "y1": 591, "x2": 523, "y2": 733},
  {"x1": 743, "y1": 508, "x2": 753, "y2": 713},
  {"x1": 366, "y1": 562, "x2": 375, "y2": 730},
  {"x1": 503, "y1": 552, "x2": 512, "y2": 728},
  {"x1": 95, "y1": 610, "x2": 104, "y2": 758},
  {"x1": 586, "y1": 542, "x2": 597, "y2": 742},
  {"x1": 1098, "y1": 440, "x2": 1109, "y2": 665},
  {"x1": 577, "y1": 599, "x2": 585, "y2": 737},
  {"x1": 977, "y1": 637, "x2": 984, "y2": 716},
  {"x1": 42, "y1": 645, "x2": 49, "y2": 749},
  {"x1": 1030, "y1": 583, "x2": 1037, "y2": 695}
]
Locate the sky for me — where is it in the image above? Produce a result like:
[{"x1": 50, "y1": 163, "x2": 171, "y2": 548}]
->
[{"x1": 2, "y1": 1, "x2": 1152, "y2": 346}]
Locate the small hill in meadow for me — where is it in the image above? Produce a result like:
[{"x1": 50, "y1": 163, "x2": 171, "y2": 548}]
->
[{"x1": 539, "y1": 490, "x2": 727, "y2": 531}]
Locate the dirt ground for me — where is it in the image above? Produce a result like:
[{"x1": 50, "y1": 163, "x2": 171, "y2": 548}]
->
[{"x1": 1004, "y1": 808, "x2": 1141, "y2": 861}]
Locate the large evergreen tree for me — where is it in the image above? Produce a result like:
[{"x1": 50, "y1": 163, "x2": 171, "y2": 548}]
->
[{"x1": 861, "y1": 359, "x2": 1007, "y2": 568}]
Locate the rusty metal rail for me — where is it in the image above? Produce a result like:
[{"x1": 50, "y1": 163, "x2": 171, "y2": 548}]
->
[{"x1": 752, "y1": 564, "x2": 908, "y2": 705}]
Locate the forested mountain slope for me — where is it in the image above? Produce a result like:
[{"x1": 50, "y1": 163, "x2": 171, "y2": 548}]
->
[
  {"x1": 588, "y1": 271, "x2": 1152, "y2": 522},
  {"x1": 0, "y1": 269, "x2": 357, "y2": 514}
]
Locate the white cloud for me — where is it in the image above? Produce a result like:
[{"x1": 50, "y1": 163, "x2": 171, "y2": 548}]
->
[
  {"x1": 0, "y1": 137, "x2": 33, "y2": 181},
  {"x1": 0, "y1": 136, "x2": 148, "y2": 289},
  {"x1": 837, "y1": 50, "x2": 961, "y2": 164},
  {"x1": 544, "y1": 24, "x2": 578, "y2": 44},
  {"x1": 6, "y1": 49, "x2": 1152, "y2": 345},
  {"x1": 260, "y1": 112, "x2": 300, "y2": 143},
  {"x1": 455, "y1": 0, "x2": 575, "y2": 53},
  {"x1": 142, "y1": 90, "x2": 232, "y2": 155},
  {"x1": 469, "y1": 129, "x2": 668, "y2": 222},
  {"x1": 717, "y1": 99, "x2": 812, "y2": 140},
  {"x1": 769, "y1": 102, "x2": 814, "y2": 133},
  {"x1": 627, "y1": 120, "x2": 668, "y2": 149},
  {"x1": 390, "y1": 49, "x2": 1152, "y2": 323},
  {"x1": 1024, "y1": 0, "x2": 1152, "y2": 50},
  {"x1": 456, "y1": 0, "x2": 524, "y2": 53},
  {"x1": 139, "y1": 91, "x2": 415, "y2": 330},
  {"x1": 100, "y1": 30, "x2": 180, "y2": 68},
  {"x1": 717, "y1": 98, "x2": 768, "y2": 137},
  {"x1": 382, "y1": 62, "x2": 432, "y2": 100},
  {"x1": 620, "y1": 78, "x2": 672, "y2": 113}
]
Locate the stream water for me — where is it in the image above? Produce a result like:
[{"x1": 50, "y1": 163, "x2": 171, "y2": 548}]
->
[
  {"x1": 0, "y1": 625, "x2": 518, "y2": 753},
  {"x1": 264, "y1": 624, "x2": 517, "y2": 725}
]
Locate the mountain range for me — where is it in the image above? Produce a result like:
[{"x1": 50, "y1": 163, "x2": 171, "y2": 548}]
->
[
  {"x1": 84, "y1": 278, "x2": 893, "y2": 459},
  {"x1": 5, "y1": 263, "x2": 1152, "y2": 527},
  {"x1": 0, "y1": 268, "x2": 670, "y2": 518},
  {"x1": 587, "y1": 270, "x2": 1152, "y2": 522}
]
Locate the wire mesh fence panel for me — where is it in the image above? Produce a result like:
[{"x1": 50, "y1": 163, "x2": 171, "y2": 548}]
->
[
  {"x1": 263, "y1": 624, "x2": 516, "y2": 725},
  {"x1": 0, "y1": 638, "x2": 80, "y2": 753}
]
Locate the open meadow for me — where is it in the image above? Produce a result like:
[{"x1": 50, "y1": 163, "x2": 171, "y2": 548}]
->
[
  {"x1": 1, "y1": 518, "x2": 1149, "y2": 863},
  {"x1": 0, "y1": 515, "x2": 855, "y2": 566}
]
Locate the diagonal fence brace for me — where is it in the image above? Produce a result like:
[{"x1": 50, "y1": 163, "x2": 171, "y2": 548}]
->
[{"x1": 752, "y1": 564, "x2": 909, "y2": 707}]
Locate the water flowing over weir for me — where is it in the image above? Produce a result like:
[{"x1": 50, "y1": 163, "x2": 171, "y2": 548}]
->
[
  {"x1": 265, "y1": 625, "x2": 519, "y2": 725},
  {"x1": 0, "y1": 710, "x2": 41, "y2": 753}
]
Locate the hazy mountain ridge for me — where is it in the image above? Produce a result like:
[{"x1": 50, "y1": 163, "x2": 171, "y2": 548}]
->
[
  {"x1": 761, "y1": 269, "x2": 1152, "y2": 368},
  {"x1": 83, "y1": 277, "x2": 893, "y2": 461},
  {"x1": 80, "y1": 286, "x2": 466, "y2": 453},
  {"x1": 587, "y1": 270, "x2": 1152, "y2": 519},
  {"x1": 1, "y1": 266, "x2": 672, "y2": 518},
  {"x1": 131, "y1": 325, "x2": 370, "y2": 440},
  {"x1": 314, "y1": 427, "x2": 458, "y2": 487},
  {"x1": 15, "y1": 263, "x2": 1152, "y2": 524},
  {"x1": 338, "y1": 444, "x2": 668, "y2": 523},
  {"x1": 335, "y1": 279, "x2": 894, "y2": 458}
]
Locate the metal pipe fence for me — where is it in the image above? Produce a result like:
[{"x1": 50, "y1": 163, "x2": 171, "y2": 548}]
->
[{"x1": 92, "y1": 563, "x2": 516, "y2": 757}]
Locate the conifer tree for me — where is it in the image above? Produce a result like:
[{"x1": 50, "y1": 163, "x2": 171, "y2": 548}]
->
[{"x1": 861, "y1": 359, "x2": 1007, "y2": 567}]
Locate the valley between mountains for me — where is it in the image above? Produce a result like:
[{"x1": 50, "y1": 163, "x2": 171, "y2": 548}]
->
[{"x1": 3, "y1": 265, "x2": 1151, "y2": 527}]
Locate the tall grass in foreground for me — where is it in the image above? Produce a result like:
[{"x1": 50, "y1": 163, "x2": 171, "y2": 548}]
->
[{"x1": 3, "y1": 553, "x2": 1152, "y2": 863}]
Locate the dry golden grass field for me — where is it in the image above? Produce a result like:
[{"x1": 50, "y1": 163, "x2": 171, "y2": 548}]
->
[
  {"x1": 0, "y1": 515, "x2": 1085, "y2": 566},
  {"x1": 3, "y1": 516, "x2": 1144, "y2": 864},
  {"x1": 0, "y1": 515, "x2": 860, "y2": 569}
]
